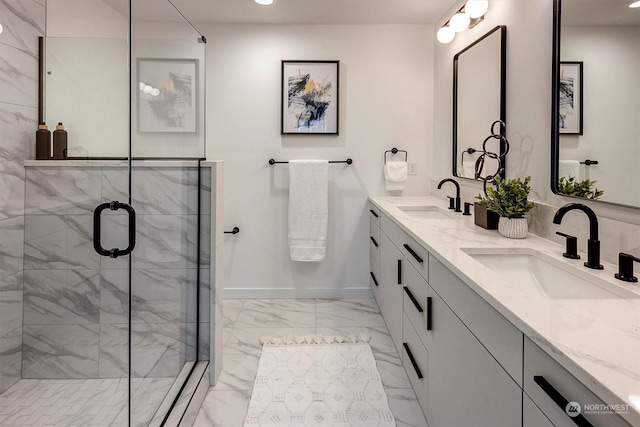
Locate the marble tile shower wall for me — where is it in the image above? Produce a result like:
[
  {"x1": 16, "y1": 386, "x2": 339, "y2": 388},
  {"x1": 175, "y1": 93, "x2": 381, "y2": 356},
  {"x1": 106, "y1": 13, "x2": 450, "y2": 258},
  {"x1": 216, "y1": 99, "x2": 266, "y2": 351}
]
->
[
  {"x1": 0, "y1": 0, "x2": 45, "y2": 394},
  {"x1": 22, "y1": 165, "x2": 211, "y2": 380}
]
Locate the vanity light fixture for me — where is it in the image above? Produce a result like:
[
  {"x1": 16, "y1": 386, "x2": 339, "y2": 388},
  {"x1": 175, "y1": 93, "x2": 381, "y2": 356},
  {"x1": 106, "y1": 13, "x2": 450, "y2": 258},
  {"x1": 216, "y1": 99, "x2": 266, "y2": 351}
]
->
[
  {"x1": 437, "y1": 26, "x2": 456, "y2": 44},
  {"x1": 450, "y1": 12, "x2": 471, "y2": 32},
  {"x1": 255, "y1": 0, "x2": 274, "y2": 5},
  {"x1": 437, "y1": 0, "x2": 489, "y2": 44}
]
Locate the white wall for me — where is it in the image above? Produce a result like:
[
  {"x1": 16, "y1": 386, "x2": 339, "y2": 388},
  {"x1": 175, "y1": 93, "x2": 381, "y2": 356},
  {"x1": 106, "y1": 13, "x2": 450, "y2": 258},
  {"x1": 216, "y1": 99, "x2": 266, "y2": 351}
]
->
[
  {"x1": 432, "y1": 0, "x2": 640, "y2": 263},
  {"x1": 203, "y1": 24, "x2": 434, "y2": 297}
]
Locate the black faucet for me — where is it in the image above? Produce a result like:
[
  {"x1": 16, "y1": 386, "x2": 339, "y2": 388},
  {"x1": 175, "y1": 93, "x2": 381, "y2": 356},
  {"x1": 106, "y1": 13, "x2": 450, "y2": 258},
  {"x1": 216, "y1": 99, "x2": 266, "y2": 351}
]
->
[
  {"x1": 438, "y1": 178, "x2": 461, "y2": 212},
  {"x1": 553, "y1": 203, "x2": 603, "y2": 270}
]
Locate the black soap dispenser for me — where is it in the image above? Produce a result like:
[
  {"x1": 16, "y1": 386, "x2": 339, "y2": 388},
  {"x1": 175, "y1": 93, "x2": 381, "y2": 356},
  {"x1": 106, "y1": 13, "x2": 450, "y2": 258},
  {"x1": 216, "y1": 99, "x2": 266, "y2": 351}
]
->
[
  {"x1": 53, "y1": 122, "x2": 68, "y2": 159},
  {"x1": 35, "y1": 122, "x2": 51, "y2": 160}
]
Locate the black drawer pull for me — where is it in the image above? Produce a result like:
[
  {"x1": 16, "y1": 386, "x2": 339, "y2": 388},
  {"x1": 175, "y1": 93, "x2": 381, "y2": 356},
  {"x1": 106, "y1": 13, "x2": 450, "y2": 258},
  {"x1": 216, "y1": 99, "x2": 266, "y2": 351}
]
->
[
  {"x1": 370, "y1": 236, "x2": 379, "y2": 247},
  {"x1": 397, "y1": 259, "x2": 402, "y2": 285},
  {"x1": 369, "y1": 209, "x2": 379, "y2": 218},
  {"x1": 404, "y1": 287, "x2": 423, "y2": 312},
  {"x1": 370, "y1": 272, "x2": 379, "y2": 287},
  {"x1": 403, "y1": 343, "x2": 423, "y2": 379},
  {"x1": 403, "y1": 244, "x2": 424, "y2": 263},
  {"x1": 426, "y1": 297, "x2": 432, "y2": 330},
  {"x1": 533, "y1": 376, "x2": 593, "y2": 427}
]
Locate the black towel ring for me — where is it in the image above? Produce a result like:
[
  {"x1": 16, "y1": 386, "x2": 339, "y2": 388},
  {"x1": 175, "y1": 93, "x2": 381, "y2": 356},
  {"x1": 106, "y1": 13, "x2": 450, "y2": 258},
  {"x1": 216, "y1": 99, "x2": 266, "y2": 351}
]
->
[{"x1": 384, "y1": 148, "x2": 408, "y2": 164}]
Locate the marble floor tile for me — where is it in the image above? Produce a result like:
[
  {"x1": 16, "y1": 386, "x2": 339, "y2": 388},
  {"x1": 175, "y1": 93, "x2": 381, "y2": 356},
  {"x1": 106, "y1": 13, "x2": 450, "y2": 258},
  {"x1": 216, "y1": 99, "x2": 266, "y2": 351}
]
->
[
  {"x1": 225, "y1": 327, "x2": 316, "y2": 356},
  {"x1": 235, "y1": 299, "x2": 316, "y2": 328},
  {"x1": 386, "y1": 388, "x2": 428, "y2": 427},
  {"x1": 193, "y1": 390, "x2": 251, "y2": 427},
  {"x1": 316, "y1": 298, "x2": 386, "y2": 327},
  {"x1": 374, "y1": 352, "x2": 412, "y2": 389},
  {"x1": 212, "y1": 353, "x2": 260, "y2": 392},
  {"x1": 316, "y1": 326, "x2": 397, "y2": 356}
]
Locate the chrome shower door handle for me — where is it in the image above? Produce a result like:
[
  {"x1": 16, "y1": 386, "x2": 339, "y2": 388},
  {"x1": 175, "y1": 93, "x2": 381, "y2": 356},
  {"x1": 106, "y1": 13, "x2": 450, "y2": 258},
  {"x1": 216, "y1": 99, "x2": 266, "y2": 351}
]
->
[{"x1": 93, "y1": 201, "x2": 136, "y2": 258}]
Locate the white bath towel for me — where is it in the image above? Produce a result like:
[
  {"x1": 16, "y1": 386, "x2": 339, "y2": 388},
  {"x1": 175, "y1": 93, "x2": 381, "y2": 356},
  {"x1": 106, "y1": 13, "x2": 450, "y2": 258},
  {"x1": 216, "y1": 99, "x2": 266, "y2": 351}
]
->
[
  {"x1": 559, "y1": 160, "x2": 580, "y2": 180},
  {"x1": 384, "y1": 161, "x2": 408, "y2": 191},
  {"x1": 288, "y1": 160, "x2": 328, "y2": 262}
]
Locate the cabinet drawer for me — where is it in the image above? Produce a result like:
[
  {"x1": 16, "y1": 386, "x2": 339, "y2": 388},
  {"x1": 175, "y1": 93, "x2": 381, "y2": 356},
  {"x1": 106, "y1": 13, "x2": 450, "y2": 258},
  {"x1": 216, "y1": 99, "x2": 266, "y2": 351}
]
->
[
  {"x1": 403, "y1": 261, "x2": 431, "y2": 345},
  {"x1": 429, "y1": 254, "x2": 523, "y2": 385},
  {"x1": 381, "y1": 214, "x2": 429, "y2": 280},
  {"x1": 368, "y1": 203, "x2": 381, "y2": 227},
  {"x1": 370, "y1": 252, "x2": 380, "y2": 295},
  {"x1": 524, "y1": 337, "x2": 632, "y2": 427},
  {"x1": 369, "y1": 220, "x2": 380, "y2": 265},
  {"x1": 402, "y1": 313, "x2": 428, "y2": 418},
  {"x1": 370, "y1": 218, "x2": 381, "y2": 243}
]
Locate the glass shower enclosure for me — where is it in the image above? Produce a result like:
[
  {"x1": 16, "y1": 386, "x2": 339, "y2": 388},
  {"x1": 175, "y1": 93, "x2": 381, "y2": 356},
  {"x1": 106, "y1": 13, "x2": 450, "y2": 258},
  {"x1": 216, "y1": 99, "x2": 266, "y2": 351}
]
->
[{"x1": 24, "y1": 0, "x2": 208, "y2": 424}]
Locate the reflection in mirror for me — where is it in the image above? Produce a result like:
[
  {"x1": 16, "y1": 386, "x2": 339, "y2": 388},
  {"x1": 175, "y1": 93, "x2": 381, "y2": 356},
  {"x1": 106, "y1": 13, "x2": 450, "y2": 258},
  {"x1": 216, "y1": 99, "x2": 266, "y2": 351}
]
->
[
  {"x1": 552, "y1": 0, "x2": 640, "y2": 209},
  {"x1": 453, "y1": 25, "x2": 506, "y2": 181},
  {"x1": 44, "y1": 0, "x2": 206, "y2": 159}
]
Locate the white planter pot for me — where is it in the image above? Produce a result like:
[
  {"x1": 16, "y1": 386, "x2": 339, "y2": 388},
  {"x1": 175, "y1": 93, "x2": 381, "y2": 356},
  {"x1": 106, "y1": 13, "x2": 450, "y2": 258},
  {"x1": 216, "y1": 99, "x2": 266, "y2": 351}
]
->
[{"x1": 498, "y1": 217, "x2": 528, "y2": 239}]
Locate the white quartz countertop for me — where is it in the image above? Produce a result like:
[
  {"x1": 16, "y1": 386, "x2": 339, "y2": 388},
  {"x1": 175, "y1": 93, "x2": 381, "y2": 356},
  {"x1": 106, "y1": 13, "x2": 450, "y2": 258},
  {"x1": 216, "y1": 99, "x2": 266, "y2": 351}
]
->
[{"x1": 369, "y1": 196, "x2": 640, "y2": 425}]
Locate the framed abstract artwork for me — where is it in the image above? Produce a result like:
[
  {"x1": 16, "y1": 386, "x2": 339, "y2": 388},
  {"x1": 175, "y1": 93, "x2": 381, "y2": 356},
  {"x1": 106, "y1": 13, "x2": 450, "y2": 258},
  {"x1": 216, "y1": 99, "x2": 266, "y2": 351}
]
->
[
  {"x1": 137, "y1": 58, "x2": 198, "y2": 133},
  {"x1": 559, "y1": 61, "x2": 583, "y2": 135},
  {"x1": 281, "y1": 60, "x2": 339, "y2": 135}
]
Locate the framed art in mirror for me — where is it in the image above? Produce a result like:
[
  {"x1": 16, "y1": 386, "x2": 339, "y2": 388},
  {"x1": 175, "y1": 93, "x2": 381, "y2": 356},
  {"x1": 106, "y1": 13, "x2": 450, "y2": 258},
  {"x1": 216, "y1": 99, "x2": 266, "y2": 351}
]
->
[{"x1": 559, "y1": 61, "x2": 583, "y2": 135}]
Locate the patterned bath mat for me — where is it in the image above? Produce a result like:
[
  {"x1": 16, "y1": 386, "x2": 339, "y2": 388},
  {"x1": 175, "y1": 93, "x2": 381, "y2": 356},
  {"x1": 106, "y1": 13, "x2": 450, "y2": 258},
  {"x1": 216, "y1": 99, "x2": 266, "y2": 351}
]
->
[{"x1": 243, "y1": 334, "x2": 396, "y2": 427}]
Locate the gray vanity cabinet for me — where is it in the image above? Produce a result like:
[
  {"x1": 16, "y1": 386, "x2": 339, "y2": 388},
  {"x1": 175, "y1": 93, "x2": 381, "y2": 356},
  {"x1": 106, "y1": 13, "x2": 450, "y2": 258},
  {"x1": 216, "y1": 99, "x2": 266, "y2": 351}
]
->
[
  {"x1": 523, "y1": 337, "x2": 633, "y2": 427},
  {"x1": 378, "y1": 231, "x2": 404, "y2": 356},
  {"x1": 423, "y1": 272, "x2": 522, "y2": 427}
]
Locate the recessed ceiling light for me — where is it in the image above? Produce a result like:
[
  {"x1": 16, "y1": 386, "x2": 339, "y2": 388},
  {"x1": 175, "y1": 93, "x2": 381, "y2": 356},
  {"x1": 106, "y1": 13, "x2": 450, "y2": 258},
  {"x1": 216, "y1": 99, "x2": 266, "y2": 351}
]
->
[
  {"x1": 630, "y1": 1, "x2": 640, "y2": 8},
  {"x1": 255, "y1": 0, "x2": 273, "y2": 5}
]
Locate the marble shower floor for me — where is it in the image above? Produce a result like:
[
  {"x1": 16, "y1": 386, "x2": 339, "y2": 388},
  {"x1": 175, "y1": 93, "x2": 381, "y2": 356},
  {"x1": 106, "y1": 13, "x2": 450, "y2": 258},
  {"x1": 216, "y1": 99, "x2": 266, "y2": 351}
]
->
[
  {"x1": 0, "y1": 377, "x2": 174, "y2": 426},
  {"x1": 193, "y1": 298, "x2": 428, "y2": 427}
]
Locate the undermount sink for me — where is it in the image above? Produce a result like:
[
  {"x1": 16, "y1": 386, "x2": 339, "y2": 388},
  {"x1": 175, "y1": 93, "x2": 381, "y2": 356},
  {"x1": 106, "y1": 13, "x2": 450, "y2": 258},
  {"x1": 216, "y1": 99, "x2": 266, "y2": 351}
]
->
[
  {"x1": 397, "y1": 205, "x2": 460, "y2": 220},
  {"x1": 462, "y1": 247, "x2": 640, "y2": 300}
]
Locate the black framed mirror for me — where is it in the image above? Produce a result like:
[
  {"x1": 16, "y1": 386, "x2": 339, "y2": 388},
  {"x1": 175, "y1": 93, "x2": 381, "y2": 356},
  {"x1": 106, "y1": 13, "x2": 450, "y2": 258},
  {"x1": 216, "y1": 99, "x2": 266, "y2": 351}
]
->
[
  {"x1": 551, "y1": 0, "x2": 640, "y2": 209},
  {"x1": 453, "y1": 25, "x2": 507, "y2": 181}
]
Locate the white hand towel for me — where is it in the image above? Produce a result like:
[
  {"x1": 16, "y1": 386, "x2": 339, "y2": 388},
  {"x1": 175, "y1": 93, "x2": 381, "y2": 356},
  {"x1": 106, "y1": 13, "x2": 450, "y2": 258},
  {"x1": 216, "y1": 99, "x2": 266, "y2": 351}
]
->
[
  {"x1": 384, "y1": 161, "x2": 408, "y2": 191},
  {"x1": 460, "y1": 160, "x2": 476, "y2": 178},
  {"x1": 288, "y1": 160, "x2": 328, "y2": 262},
  {"x1": 559, "y1": 160, "x2": 580, "y2": 180}
]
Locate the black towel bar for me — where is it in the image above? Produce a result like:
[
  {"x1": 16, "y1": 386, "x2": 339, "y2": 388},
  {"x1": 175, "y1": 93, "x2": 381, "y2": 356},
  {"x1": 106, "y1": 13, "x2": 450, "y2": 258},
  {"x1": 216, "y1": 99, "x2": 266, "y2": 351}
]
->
[{"x1": 268, "y1": 158, "x2": 352, "y2": 165}]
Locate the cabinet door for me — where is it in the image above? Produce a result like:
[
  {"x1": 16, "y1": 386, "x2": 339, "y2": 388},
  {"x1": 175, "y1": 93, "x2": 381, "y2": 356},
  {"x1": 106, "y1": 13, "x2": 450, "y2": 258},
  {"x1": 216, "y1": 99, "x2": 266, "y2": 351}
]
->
[
  {"x1": 524, "y1": 393, "x2": 555, "y2": 427},
  {"x1": 426, "y1": 291, "x2": 522, "y2": 427},
  {"x1": 379, "y1": 232, "x2": 404, "y2": 355}
]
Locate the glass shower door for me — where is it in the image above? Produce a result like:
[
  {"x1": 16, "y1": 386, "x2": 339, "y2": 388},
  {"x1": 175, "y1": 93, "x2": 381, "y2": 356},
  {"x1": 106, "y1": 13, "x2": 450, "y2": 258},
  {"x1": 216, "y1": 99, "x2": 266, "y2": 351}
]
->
[{"x1": 129, "y1": 0, "x2": 207, "y2": 425}]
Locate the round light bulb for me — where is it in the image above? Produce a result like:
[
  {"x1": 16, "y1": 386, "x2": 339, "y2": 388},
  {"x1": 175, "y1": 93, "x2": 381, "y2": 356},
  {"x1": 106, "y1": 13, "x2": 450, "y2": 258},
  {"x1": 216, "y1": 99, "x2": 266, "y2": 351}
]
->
[
  {"x1": 143, "y1": 85, "x2": 153, "y2": 94},
  {"x1": 450, "y1": 12, "x2": 470, "y2": 33},
  {"x1": 630, "y1": 1, "x2": 640, "y2": 8},
  {"x1": 465, "y1": 0, "x2": 489, "y2": 19},
  {"x1": 437, "y1": 26, "x2": 455, "y2": 44},
  {"x1": 255, "y1": 0, "x2": 273, "y2": 5}
]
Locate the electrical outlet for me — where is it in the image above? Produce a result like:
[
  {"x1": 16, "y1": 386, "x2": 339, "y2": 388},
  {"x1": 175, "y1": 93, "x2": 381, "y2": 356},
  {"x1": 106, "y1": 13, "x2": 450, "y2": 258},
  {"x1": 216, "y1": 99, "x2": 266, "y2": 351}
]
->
[{"x1": 408, "y1": 162, "x2": 417, "y2": 176}]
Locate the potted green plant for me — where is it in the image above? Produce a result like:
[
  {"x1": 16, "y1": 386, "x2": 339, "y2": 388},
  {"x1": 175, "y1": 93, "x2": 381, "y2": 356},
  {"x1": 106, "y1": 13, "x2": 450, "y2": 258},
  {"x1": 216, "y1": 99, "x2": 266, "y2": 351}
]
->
[
  {"x1": 476, "y1": 176, "x2": 536, "y2": 238},
  {"x1": 557, "y1": 176, "x2": 604, "y2": 200}
]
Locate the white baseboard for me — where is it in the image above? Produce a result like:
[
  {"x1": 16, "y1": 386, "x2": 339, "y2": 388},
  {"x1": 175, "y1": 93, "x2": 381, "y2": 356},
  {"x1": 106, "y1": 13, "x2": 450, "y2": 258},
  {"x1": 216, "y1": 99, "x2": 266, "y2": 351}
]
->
[{"x1": 223, "y1": 287, "x2": 374, "y2": 300}]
